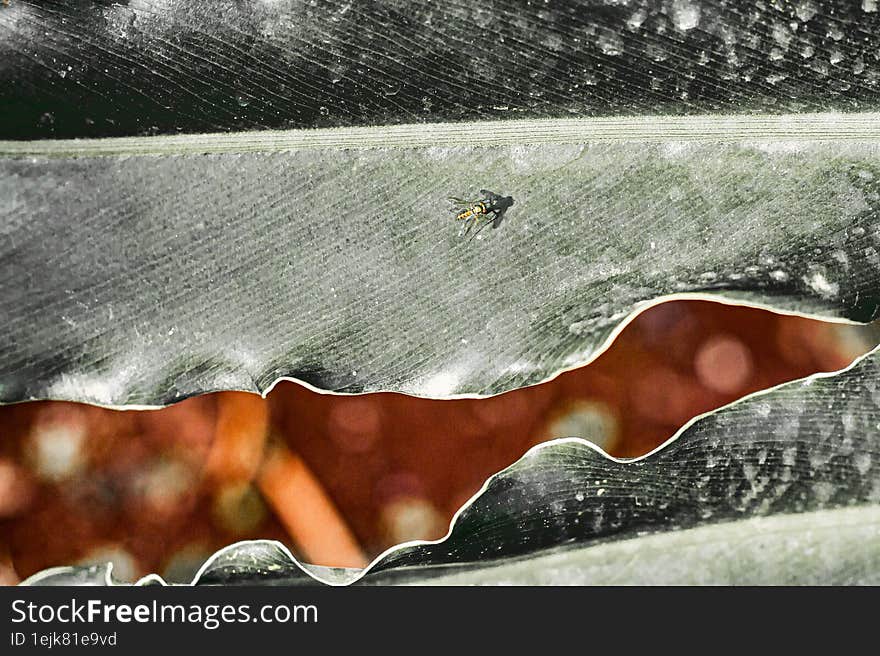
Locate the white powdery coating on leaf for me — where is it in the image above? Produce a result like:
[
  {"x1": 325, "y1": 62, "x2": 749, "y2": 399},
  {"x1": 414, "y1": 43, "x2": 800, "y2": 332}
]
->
[
  {"x1": 44, "y1": 351, "x2": 145, "y2": 405},
  {"x1": 405, "y1": 368, "x2": 465, "y2": 397},
  {"x1": 670, "y1": 0, "x2": 701, "y2": 31},
  {"x1": 804, "y1": 269, "x2": 840, "y2": 299},
  {"x1": 47, "y1": 373, "x2": 126, "y2": 405},
  {"x1": 795, "y1": 1, "x2": 819, "y2": 22},
  {"x1": 502, "y1": 360, "x2": 541, "y2": 375}
]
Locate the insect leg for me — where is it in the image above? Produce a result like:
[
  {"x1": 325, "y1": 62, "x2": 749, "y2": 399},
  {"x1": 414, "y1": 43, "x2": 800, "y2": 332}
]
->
[{"x1": 467, "y1": 216, "x2": 494, "y2": 242}]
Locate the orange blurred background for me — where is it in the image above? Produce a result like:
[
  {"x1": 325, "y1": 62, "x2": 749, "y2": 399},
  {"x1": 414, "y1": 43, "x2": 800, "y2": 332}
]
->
[{"x1": 0, "y1": 299, "x2": 875, "y2": 584}]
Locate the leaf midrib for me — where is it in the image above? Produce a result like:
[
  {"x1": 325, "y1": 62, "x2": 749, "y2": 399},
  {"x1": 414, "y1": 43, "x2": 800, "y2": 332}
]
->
[{"x1": 3, "y1": 112, "x2": 880, "y2": 158}]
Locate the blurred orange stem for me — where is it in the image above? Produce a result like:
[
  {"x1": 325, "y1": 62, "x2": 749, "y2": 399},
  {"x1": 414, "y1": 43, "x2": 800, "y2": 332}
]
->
[
  {"x1": 204, "y1": 392, "x2": 269, "y2": 484},
  {"x1": 257, "y1": 445, "x2": 368, "y2": 569}
]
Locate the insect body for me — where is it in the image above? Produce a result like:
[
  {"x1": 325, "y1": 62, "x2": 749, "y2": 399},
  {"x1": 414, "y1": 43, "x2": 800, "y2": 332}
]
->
[
  {"x1": 448, "y1": 189, "x2": 514, "y2": 241},
  {"x1": 455, "y1": 201, "x2": 489, "y2": 223}
]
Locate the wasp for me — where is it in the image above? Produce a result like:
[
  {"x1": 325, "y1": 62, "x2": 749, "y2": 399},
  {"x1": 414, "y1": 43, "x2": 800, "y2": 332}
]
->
[{"x1": 448, "y1": 189, "x2": 514, "y2": 241}]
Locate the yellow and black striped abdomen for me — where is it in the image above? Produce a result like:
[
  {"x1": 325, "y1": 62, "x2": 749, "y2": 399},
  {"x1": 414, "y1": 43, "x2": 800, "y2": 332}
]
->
[{"x1": 457, "y1": 203, "x2": 486, "y2": 221}]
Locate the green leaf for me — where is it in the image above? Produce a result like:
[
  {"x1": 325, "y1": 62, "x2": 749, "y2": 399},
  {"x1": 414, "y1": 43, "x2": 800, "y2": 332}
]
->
[
  {"x1": 3, "y1": 2, "x2": 879, "y2": 139},
  {"x1": 3, "y1": 118, "x2": 880, "y2": 406}
]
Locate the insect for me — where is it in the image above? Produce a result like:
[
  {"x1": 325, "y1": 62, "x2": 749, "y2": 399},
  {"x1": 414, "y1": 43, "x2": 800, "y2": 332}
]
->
[{"x1": 448, "y1": 189, "x2": 514, "y2": 241}]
